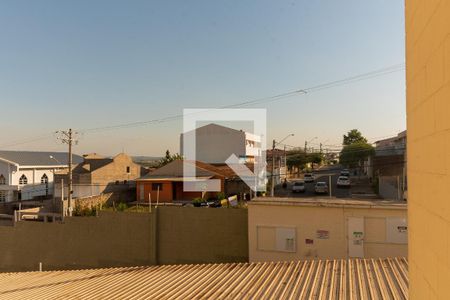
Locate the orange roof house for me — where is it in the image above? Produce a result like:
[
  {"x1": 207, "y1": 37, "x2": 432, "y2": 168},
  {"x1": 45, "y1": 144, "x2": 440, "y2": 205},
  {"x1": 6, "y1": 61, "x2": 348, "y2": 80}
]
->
[{"x1": 136, "y1": 160, "x2": 251, "y2": 203}]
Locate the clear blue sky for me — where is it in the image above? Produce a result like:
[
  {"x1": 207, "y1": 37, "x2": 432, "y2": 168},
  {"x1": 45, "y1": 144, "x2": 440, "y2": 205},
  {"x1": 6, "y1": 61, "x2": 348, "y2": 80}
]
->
[{"x1": 0, "y1": 0, "x2": 405, "y2": 156}]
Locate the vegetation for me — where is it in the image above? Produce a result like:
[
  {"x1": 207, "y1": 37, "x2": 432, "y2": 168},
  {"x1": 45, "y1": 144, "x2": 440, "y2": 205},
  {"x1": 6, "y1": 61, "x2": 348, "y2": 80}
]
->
[
  {"x1": 216, "y1": 192, "x2": 226, "y2": 200},
  {"x1": 158, "y1": 150, "x2": 183, "y2": 167},
  {"x1": 308, "y1": 152, "x2": 323, "y2": 166},
  {"x1": 192, "y1": 197, "x2": 205, "y2": 207},
  {"x1": 340, "y1": 129, "x2": 374, "y2": 171},
  {"x1": 286, "y1": 150, "x2": 324, "y2": 172},
  {"x1": 116, "y1": 202, "x2": 128, "y2": 212},
  {"x1": 286, "y1": 149, "x2": 308, "y2": 172},
  {"x1": 73, "y1": 203, "x2": 97, "y2": 217},
  {"x1": 343, "y1": 129, "x2": 368, "y2": 146}
]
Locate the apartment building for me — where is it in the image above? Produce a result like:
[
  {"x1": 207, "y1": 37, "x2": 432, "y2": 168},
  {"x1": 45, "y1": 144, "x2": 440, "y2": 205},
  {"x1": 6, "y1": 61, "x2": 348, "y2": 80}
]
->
[
  {"x1": 406, "y1": 1, "x2": 450, "y2": 298},
  {"x1": 180, "y1": 123, "x2": 262, "y2": 164}
]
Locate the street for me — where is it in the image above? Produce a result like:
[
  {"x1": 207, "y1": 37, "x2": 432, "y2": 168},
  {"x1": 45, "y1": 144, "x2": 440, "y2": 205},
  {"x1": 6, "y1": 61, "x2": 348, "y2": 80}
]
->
[{"x1": 274, "y1": 165, "x2": 352, "y2": 198}]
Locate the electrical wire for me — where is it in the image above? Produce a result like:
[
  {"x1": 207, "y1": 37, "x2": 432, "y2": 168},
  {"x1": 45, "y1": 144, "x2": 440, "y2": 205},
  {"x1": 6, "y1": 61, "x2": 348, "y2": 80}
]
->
[{"x1": 0, "y1": 63, "x2": 405, "y2": 149}]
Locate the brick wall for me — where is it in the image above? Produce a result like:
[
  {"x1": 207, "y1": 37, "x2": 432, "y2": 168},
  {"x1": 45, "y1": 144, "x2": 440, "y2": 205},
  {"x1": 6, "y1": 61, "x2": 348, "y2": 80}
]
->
[{"x1": 406, "y1": 1, "x2": 450, "y2": 298}]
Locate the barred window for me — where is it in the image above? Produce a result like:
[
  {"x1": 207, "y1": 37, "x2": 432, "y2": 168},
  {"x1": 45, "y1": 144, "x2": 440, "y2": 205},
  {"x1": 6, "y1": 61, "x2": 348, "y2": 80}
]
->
[
  {"x1": 19, "y1": 175, "x2": 28, "y2": 185},
  {"x1": 41, "y1": 174, "x2": 49, "y2": 184}
]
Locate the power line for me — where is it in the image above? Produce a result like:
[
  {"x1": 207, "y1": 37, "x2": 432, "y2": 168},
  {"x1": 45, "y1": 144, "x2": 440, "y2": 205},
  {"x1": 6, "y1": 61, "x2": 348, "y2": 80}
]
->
[
  {"x1": 80, "y1": 63, "x2": 404, "y2": 134},
  {"x1": 0, "y1": 63, "x2": 405, "y2": 148}
]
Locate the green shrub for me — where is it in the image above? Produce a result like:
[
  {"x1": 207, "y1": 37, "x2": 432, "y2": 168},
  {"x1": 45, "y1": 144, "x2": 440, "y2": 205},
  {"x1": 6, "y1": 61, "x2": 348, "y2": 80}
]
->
[
  {"x1": 117, "y1": 202, "x2": 128, "y2": 212},
  {"x1": 216, "y1": 192, "x2": 226, "y2": 200}
]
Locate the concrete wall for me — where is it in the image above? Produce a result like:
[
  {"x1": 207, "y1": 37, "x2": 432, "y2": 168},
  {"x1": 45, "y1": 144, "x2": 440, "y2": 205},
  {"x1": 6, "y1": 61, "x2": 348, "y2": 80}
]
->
[
  {"x1": 406, "y1": 1, "x2": 450, "y2": 298},
  {"x1": 157, "y1": 206, "x2": 248, "y2": 264},
  {"x1": 0, "y1": 211, "x2": 156, "y2": 272},
  {"x1": 0, "y1": 207, "x2": 248, "y2": 272},
  {"x1": 379, "y1": 176, "x2": 403, "y2": 200},
  {"x1": 248, "y1": 202, "x2": 407, "y2": 262}
]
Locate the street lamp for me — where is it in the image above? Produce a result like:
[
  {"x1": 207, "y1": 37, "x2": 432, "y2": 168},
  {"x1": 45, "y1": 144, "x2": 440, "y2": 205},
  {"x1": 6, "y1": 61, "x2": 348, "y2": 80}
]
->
[
  {"x1": 49, "y1": 155, "x2": 62, "y2": 164},
  {"x1": 271, "y1": 134, "x2": 295, "y2": 197}
]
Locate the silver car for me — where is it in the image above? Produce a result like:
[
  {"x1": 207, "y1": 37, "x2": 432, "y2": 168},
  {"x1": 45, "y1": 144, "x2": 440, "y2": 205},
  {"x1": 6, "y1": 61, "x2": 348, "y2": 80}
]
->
[
  {"x1": 303, "y1": 173, "x2": 315, "y2": 183},
  {"x1": 337, "y1": 176, "x2": 351, "y2": 187},
  {"x1": 315, "y1": 182, "x2": 328, "y2": 194},
  {"x1": 292, "y1": 181, "x2": 305, "y2": 193}
]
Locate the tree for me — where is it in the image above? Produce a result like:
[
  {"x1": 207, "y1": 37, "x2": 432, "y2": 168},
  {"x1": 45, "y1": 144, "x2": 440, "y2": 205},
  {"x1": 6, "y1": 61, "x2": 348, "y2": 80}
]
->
[
  {"x1": 158, "y1": 150, "x2": 182, "y2": 167},
  {"x1": 343, "y1": 129, "x2": 368, "y2": 146},
  {"x1": 286, "y1": 149, "x2": 308, "y2": 175},
  {"x1": 308, "y1": 152, "x2": 323, "y2": 165},
  {"x1": 339, "y1": 142, "x2": 374, "y2": 169}
]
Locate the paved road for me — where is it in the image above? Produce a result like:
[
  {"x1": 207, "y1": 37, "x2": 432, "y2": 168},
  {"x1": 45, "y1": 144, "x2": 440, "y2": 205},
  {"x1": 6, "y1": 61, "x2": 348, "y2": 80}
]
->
[{"x1": 274, "y1": 165, "x2": 352, "y2": 198}]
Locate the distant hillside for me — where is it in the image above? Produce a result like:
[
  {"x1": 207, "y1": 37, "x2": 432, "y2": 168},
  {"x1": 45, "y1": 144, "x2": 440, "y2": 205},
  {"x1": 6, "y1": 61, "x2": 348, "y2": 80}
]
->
[{"x1": 132, "y1": 156, "x2": 161, "y2": 167}]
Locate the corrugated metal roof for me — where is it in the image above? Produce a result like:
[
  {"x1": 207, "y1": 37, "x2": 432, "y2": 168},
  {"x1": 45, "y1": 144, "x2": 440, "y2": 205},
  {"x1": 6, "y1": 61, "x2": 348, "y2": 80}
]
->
[
  {"x1": 0, "y1": 150, "x2": 83, "y2": 167},
  {"x1": 0, "y1": 258, "x2": 408, "y2": 299}
]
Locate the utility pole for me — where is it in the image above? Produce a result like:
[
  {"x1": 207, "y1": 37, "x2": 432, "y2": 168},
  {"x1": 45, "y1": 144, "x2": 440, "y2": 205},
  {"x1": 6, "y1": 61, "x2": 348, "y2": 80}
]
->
[
  {"x1": 270, "y1": 134, "x2": 294, "y2": 197},
  {"x1": 56, "y1": 129, "x2": 78, "y2": 216},
  {"x1": 304, "y1": 141, "x2": 307, "y2": 152},
  {"x1": 271, "y1": 139, "x2": 276, "y2": 197}
]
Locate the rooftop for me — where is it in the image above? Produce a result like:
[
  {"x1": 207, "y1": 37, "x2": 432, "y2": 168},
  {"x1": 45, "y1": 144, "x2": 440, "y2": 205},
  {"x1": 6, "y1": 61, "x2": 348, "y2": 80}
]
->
[
  {"x1": 250, "y1": 197, "x2": 407, "y2": 209},
  {"x1": 0, "y1": 258, "x2": 408, "y2": 299},
  {"x1": 139, "y1": 160, "x2": 240, "y2": 180},
  {"x1": 0, "y1": 150, "x2": 83, "y2": 167}
]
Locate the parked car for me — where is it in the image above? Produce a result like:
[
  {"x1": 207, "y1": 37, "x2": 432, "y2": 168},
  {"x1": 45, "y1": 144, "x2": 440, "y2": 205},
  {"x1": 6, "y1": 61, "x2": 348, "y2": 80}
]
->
[
  {"x1": 303, "y1": 173, "x2": 315, "y2": 183},
  {"x1": 315, "y1": 182, "x2": 329, "y2": 194},
  {"x1": 292, "y1": 181, "x2": 305, "y2": 193},
  {"x1": 337, "y1": 176, "x2": 351, "y2": 187},
  {"x1": 340, "y1": 169, "x2": 350, "y2": 177}
]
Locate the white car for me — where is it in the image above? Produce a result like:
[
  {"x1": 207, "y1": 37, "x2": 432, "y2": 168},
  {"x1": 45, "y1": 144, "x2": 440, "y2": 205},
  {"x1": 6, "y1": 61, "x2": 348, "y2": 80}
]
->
[
  {"x1": 292, "y1": 181, "x2": 305, "y2": 193},
  {"x1": 337, "y1": 176, "x2": 351, "y2": 187},
  {"x1": 340, "y1": 170, "x2": 350, "y2": 177},
  {"x1": 315, "y1": 182, "x2": 328, "y2": 194},
  {"x1": 303, "y1": 173, "x2": 315, "y2": 183}
]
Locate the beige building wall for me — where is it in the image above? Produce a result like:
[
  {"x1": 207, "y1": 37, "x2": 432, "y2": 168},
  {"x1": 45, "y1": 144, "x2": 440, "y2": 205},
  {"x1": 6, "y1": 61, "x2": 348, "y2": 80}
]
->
[
  {"x1": 406, "y1": 1, "x2": 450, "y2": 299},
  {"x1": 248, "y1": 199, "x2": 407, "y2": 262},
  {"x1": 90, "y1": 153, "x2": 141, "y2": 184}
]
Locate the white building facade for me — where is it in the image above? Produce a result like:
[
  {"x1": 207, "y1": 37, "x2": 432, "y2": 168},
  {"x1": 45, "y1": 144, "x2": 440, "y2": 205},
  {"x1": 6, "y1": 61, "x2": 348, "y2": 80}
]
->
[
  {"x1": 180, "y1": 123, "x2": 262, "y2": 164},
  {"x1": 0, "y1": 151, "x2": 82, "y2": 202}
]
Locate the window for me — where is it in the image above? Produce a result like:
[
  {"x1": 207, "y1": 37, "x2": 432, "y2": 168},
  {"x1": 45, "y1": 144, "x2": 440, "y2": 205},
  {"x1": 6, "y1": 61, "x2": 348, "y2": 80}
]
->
[
  {"x1": 139, "y1": 184, "x2": 145, "y2": 201},
  {"x1": 126, "y1": 166, "x2": 130, "y2": 173},
  {"x1": 152, "y1": 183, "x2": 163, "y2": 191},
  {"x1": 0, "y1": 191, "x2": 6, "y2": 202},
  {"x1": 0, "y1": 175, "x2": 5, "y2": 185},
  {"x1": 256, "y1": 226, "x2": 296, "y2": 253},
  {"x1": 41, "y1": 174, "x2": 48, "y2": 184},
  {"x1": 19, "y1": 175, "x2": 28, "y2": 185}
]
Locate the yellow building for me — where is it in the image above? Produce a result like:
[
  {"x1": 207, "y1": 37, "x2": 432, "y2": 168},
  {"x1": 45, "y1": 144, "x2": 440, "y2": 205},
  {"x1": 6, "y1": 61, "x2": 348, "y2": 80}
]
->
[
  {"x1": 248, "y1": 197, "x2": 407, "y2": 262},
  {"x1": 406, "y1": 1, "x2": 450, "y2": 298}
]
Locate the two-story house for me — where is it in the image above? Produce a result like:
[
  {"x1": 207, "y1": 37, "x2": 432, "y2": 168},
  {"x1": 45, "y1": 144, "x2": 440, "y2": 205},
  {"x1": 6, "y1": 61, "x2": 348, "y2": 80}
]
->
[
  {"x1": 54, "y1": 152, "x2": 143, "y2": 199},
  {"x1": 0, "y1": 150, "x2": 82, "y2": 202}
]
